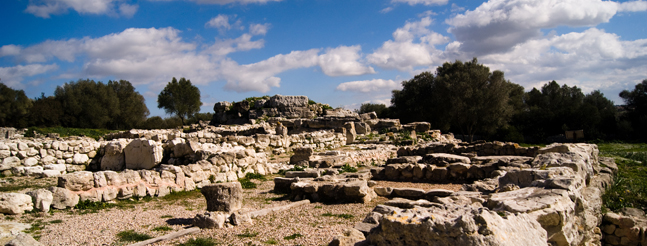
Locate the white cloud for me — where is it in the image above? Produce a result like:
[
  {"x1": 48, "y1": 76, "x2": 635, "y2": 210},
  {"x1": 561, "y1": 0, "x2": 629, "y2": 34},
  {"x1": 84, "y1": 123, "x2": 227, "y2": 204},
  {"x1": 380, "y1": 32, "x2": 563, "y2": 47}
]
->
[
  {"x1": 367, "y1": 17, "x2": 450, "y2": 71},
  {"x1": 380, "y1": 7, "x2": 394, "y2": 13},
  {"x1": 181, "y1": 0, "x2": 282, "y2": 4},
  {"x1": 391, "y1": 0, "x2": 448, "y2": 6},
  {"x1": 206, "y1": 14, "x2": 232, "y2": 29},
  {"x1": 0, "y1": 64, "x2": 59, "y2": 88},
  {"x1": 249, "y1": 23, "x2": 270, "y2": 36},
  {"x1": 336, "y1": 79, "x2": 400, "y2": 93},
  {"x1": 450, "y1": 3, "x2": 465, "y2": 12},
  {"x1": 618, "y1": 0, "x2": 647, "y2": 12},
  {"x1": 219, "y1": 49, "x2": 320, "y2": 92},
  {"x1": 207, "y1": 34, "x2": 265, "y2": 56},
  {"x1": 25, "y1": 0, "x2": 138, "y2": 18},
  {"x1": 446, "y1": 0, "x2": 619, "y2": 55},
  {"x1": 318, "y1": 46, "x2": 375, "y2": 76}
]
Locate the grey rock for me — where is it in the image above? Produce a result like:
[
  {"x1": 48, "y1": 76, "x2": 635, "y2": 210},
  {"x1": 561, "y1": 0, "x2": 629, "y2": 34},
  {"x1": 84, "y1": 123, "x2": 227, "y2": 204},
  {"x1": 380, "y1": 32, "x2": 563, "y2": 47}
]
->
[
  {"x1": 5, "y1": 233, "x2": 44, "y2": 246},
  {"x1": 48, "y1": 187, "x2": 79, "y2": 209},
  {"x1": 201, "y1": 182, "x2": 243, "y2": 212},
  {"x1": 193, "y1": 212, "x2": 227, "y2": 229}
]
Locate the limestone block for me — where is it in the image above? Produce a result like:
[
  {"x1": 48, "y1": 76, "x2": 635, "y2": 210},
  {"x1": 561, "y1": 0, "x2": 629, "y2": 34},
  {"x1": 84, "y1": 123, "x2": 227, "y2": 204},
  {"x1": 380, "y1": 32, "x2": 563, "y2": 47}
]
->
[
  {"x1": 423, "y1": 153, "x2": 471, "y2": 165},
  {"x1": 58, "y1": 171, "x2": 94, "y2": 191},
  {"x1": 0, "y1": 156, "x2": 21, "y2": 171},
  {"x1": 0, "y1": 193, "x2": 33, "y2": 215},
  {"x1": 124, "y1": 139, "x2": 163, "y2": 170},
  {"x1": 101, "y1": 139, "x2": 130, "y2": 171},
  {"x1": 48, "y1": 187, "x2": 79, "y2": 209},
  {"x1": 5, "y1": 233, "x2": 44, "y2": 246},
  {"x1": 201, "y1": 182, "x2": 243, "y2": 212},
  {"x1": 193, "y1": 212, "x2": 227, "y2": 229},
  {"x1": 73, "y1": 153, "x2": 89, "y2": 165},
  {"x1": 329, "y1": 228, "x2": 366, "y2": 246},
  {"x1": 27, "y1": 189, "x2": 54, "y2": 212}
]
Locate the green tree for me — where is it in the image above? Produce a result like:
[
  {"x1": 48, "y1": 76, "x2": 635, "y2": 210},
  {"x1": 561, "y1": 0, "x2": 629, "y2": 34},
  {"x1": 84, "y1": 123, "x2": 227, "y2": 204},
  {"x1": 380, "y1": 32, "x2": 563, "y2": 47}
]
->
[
  {"x1": 55, "y1": 79, "x2": 119, "y2": 129},
  {"x1": 0, "y1": 82, "x2": 32, "y2": 127},
  {"x1": 390, "y1": 72, "x2": 442, "y2": 128},
  {"x1": 619, "y1": 79, "x2": 647, "y2": 140},
  {"x1": 433, "y1": 58, "x2": 517, "y2": 141},
  {"x1": 157, "y1": 77, "x2": 202, "y2": 125},
  {"x1": 107, "y1": 80, "x2": 149, "y2": 129},
  {"x1": 356, "y1": 103, "x2": 390, "y2": 118},
  {"x1": 28, "y1": 93, "x2": 63, "y2": 127}
]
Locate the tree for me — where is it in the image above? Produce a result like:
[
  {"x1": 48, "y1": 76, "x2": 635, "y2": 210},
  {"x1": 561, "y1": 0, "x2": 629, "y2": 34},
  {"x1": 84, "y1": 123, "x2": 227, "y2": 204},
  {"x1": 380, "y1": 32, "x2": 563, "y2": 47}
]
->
[
  {"x1": 620, "y1": 79, "x2": 647, "y2": 140},
  {"x1": 28, "y1": 93, "x2": 63, "y2": 127},
  {"x1": 157, "y1": 77, "x2": 202, "y2": 125},
  {"x1": 433, "y1": 58, "x2": 517, "y2": 141},
  {"x1": 55, "y1": 79, "x2": 119, "y2": 129},
  {"x1": 0, "y1": 82, "x2": 32, "y2": 127},
  {"x1": 356, "y1": 103, "x2": 390, "y2": 118},
  {"x1": 390, "y1": 72, "x2": 442, "y2": 128},
  {"x1": 107, "y1": 80, "x2": 149, "y2": 129}
]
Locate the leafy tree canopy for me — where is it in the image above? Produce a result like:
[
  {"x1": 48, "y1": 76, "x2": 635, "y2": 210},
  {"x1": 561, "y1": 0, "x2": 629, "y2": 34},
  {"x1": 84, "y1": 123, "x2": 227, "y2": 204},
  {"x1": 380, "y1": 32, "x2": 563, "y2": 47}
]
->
[
  {"x1": 157, "y1": 77, "x2": 202, "y2": 125},
  {"x1": 0, "y1": 82, "x2": 32, "y2": 128}
]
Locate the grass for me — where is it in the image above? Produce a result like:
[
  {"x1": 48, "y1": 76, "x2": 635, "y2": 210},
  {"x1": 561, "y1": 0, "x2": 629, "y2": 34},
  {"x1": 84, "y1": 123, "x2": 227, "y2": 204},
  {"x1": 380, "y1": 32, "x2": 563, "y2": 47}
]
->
[
  {"x1": 598, "y1": 143, "x2": 647, "y2": 212},
  {"x1": 116, "y1": 230, "x2": 152, "y2": 242},
  {"x1": 177, "y1": 238, "x2": 219, "y2": 246},
  {"x1": 321, "y1": 212, "x2": 354, "y2": 219},
  {"x1": 283, "y1": 233, "x2": 303, "y2": 240},
  {"x1": 49, "y1": 219, "x2": 63, "y2": 224},
  {"x1": 24, "y1": 126, "x2": 118, "y2": 140},
  {"x1": 264, "y1": 238, "x2": 279, "y2": 244},
  {"x1": 161, "y1": 215, "x2": 174, "y2": 219},
  {"x1": 238, "y1": 172, "x2": 267, "y2": 189},
  {"x1": 338, "y1": 164, "x2": 357, "y2": 174},
  {"x1": 237, "y1": 230, "x2": 258, "y2": 238},
  {"x1": 73, "y1": 189, "x2": 203, "y2": 213},
  {"x1": 152, "y1": 225, "x2": 173, "y2": 232}
]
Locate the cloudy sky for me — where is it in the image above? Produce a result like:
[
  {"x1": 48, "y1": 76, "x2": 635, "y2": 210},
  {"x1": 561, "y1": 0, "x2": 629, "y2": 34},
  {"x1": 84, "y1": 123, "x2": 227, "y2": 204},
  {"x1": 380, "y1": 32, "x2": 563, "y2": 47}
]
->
[{"x1": 1, "y1": 0, "x2": 646, "y2": 117}]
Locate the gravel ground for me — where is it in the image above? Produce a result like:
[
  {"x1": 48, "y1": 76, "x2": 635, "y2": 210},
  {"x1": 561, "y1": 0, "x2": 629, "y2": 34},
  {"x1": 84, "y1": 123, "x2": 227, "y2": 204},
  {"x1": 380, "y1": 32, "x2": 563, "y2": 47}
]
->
[{"x1": 7, "y1": 176, "x2": 462, "y2": 246}]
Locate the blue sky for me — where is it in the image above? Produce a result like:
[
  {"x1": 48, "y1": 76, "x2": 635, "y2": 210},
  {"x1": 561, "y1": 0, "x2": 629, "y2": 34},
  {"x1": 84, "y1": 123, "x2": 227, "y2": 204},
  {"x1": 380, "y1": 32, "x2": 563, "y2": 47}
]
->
[{"x1": 1, "y1": 0, "x2": 646, "y2": 117}]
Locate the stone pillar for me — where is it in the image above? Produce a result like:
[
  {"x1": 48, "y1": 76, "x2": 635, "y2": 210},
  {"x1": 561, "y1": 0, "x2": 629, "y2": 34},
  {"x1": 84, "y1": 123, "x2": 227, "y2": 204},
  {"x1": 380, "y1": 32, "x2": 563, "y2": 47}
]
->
[{"x1": 201, "y1": 182, "x2": 243, "y2": 212}]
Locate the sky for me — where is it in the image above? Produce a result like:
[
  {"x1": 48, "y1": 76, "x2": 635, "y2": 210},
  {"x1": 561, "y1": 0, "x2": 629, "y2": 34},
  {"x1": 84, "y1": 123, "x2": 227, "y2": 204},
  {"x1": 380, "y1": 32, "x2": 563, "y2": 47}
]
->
[{"x1": 1, "y1": 0, "x2": 646, "y2": 118}]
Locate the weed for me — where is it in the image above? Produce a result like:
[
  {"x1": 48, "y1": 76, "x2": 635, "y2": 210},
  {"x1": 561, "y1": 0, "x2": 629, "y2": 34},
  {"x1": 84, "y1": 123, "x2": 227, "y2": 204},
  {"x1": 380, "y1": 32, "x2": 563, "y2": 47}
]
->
[
  {"x1": 116, "y1": 230, "x2": 152, "y2": 242},
  {"x1": 161, "y1": 215, "x2": 173, "y2": 219},
  {"x1": 238, "y1": 178, "x2": 257, "y2": 189},
  {"x1": 314, "y1": 205, "x2": 322, "y2": 209},
  {"x1": 49, "y1": 219, "x2": 63, "y2": 224},
  {"x1": 284, "y1": 233, "x2": 303, "y2": 240},
  {"x1": 322, "y1": 212, "x2": 354, "y2": 219},
  {"x1": 599, "y1": 143, "x2": 647, "y2": 212},
  {"x1": 339, "y1": 164, "x2": 357, "y2": 174},
  {"x1": 278, "y1": 165, "x2": 305, "y2": 175},
  {"x1": 245, "y1": 172, "x2": 267, "y2": 181},
  {"x1": 264, "y1": 238, "x2": 278, "y2": 244},
  {"x1": 152, "y1": 225, "x2": 173, "y2": 232},
  {"x1": 177, "y1": 237, "x2": 219, "y2": 246},
  {"x1": 209, "y1": 175, "x2": 215, "y2": 183},
  {"x1": 237, "y1": 230, "x2": 259, "y2": 238}
]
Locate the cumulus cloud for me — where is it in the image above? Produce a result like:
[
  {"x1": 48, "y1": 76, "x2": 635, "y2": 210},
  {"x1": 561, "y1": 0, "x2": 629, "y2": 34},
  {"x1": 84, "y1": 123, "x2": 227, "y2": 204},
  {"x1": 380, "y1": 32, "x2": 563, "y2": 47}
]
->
[
  {"x1": 249, "y1": 23, "x2": 270, "y2": 35},
  {"x1": 391, "y1": 0, "x2": 448, "y2": 6},
  {"x1": 207, "y1": 34, "x2": 265, "y2": 56},
  {"x1": 367, "y1": 17, "x2": 450, "y2": 71},
  {"x1": 25, "y1": 0, "x2": 138, "y2": 18},
  {"x1": 151, "y1": 0, "x2": 282, "y2": 4},
  {"x1": 617, "y1": 0, "x2": 647, "y2": 12},
  {"x1": 206, "y1": 15, "x2": 232, "y2": 29},
  {"x1": 318, "y1": 46, "x2": 375, "y2": 76},
  {"x1": 336, "y1": 79, "x2": 400, "y2": 93},
  {"x1": 446, "y1": 0, "x2": 620, "y2": 55},
  {"x1": 0, "y1": 64, "x2": 59, "y2": 88}
]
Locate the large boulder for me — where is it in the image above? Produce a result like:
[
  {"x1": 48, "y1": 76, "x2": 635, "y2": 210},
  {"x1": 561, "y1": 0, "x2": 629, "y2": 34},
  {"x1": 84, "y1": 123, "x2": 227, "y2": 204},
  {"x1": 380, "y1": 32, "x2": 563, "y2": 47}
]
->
[
  {"x1": 367, "y1": 204, "x2": 547, "y2": 246},
  {"x1": 0, "y1": 193, "x2": 33, "y2": 215},
  {"x1": 100, "y1": 139, "x2": 130, "y2": 171},
  {"x1": 124, "y1": 139, "x2": 164, "y2": 170},
  {"x1": 58, "y1": 171, "x2": 94, "y2": 191},
  {"x1": 201, "y1": 182, "x2": 243, "y2": 212},
  {"x1": 0, "y1": 156, "x2": 21, "y2": 171},
  {"x1": 268, "y1": 95, "x2": 309, "y2": 109},
  {"x1": 48, "y1": 187, "x2": 80, "y2": 209},
  {"x1": 26, "y1": 189, "x2": 53, "y2": 212}
]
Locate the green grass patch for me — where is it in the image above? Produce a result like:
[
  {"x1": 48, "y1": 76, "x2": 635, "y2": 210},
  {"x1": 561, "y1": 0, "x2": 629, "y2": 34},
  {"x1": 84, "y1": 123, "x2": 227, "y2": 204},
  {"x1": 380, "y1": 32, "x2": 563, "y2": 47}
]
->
[
  {"x1": 160, "y1": 215, "x2": 173, "y2": 219},
  {"x1": 116, "y1": 230, "x2": 152, "y2": 242},
  {"x1": 24, "y1": 126, "x2": 118, "y2": 140},
  {"x1": 245, "y1": 172, "x2": 267, "y2": 181},
  {"x1": 283, "y1": 233, "x2": 303, "y2": 240},
  {"x1": 599, "y1": 143, "x2": 647, "y2": 212},
  {"x1": 160, "y1": 189, "x2": 203, "y2": 202},
  {"x1": 321, "y1": 212, "x2": 354, "y2": 219},
  {"x1": 339, "y1": 164, "x2": 357, "y2": 174},
  {"x1": 177, "y1": 237, "x2": 219, "y2": 246},
  {"x1": 152, "y1": 225, "x2": 173, "y2": 232},
  {"x1": 237, "y1": 230, "x2": 258, "y2": 238},
  {"x1": 49, "y1": 219, "x2": 63, "y2": 224},
  {"x1": 264, "y1": 238, "x2": 278, "y2": 244},
  {"x1": 238, "y1": 178, "x2": 257, "y2": 189}
]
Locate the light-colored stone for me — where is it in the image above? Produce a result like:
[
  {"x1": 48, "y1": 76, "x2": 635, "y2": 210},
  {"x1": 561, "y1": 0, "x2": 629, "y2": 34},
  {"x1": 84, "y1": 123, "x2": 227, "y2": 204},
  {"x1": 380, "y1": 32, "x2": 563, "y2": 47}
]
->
[
  {"x1": 48, "y1": 187, "x2": 80, "y2": 209},
  {"x1": 124, "y1": 139, "x2": 164, "y2": 170},
  {"x1": 26, "y1": 189, "x2": 53, "y2": 212},
  {"x1": 193, "y1": 212, "x2": 227, "y2": 229},
  {"x1": 0, "y1": 193, "x2": 33, "y2": 215},
  {"x1": 201, "y1": 182, "x2": 243, "y2": 212}
]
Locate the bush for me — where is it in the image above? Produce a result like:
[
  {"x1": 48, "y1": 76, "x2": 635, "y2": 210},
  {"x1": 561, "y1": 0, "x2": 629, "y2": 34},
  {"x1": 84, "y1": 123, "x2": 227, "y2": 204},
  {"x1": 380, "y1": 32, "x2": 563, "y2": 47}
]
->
[{"x1": 339, "y1": 164, "x2": 357, "y2": 173}]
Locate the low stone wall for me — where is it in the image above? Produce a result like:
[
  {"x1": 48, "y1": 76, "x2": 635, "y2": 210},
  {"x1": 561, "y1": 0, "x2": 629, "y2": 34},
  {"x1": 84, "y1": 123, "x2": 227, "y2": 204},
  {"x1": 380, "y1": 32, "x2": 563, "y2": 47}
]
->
[
  {"x1": 344, "y1": 143, "x2": 614, "y2": 246},
  {"x1": 600, "y1": 209, "x2": 647, "y2": 246},
  {"x1": 397, "y1": 141, "x2": 540, "y2": 157}
]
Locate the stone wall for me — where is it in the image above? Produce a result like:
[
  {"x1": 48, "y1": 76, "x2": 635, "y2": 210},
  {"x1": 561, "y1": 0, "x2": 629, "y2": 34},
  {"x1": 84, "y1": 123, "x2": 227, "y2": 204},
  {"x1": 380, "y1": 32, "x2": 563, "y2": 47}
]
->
[
  {"x1": 600, "y1": 209, "x2": 647, "y2": 246},
  {"x1": 397, "y1": 141, "x2": 540, "y2": 157}
]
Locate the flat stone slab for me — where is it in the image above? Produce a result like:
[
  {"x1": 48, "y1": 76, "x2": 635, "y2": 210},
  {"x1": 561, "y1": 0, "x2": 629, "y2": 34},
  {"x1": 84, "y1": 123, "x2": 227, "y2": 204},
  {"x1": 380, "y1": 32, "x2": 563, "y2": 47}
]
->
[{"x1": 487, "y1": 187, "x2": 571, "y2": 213}]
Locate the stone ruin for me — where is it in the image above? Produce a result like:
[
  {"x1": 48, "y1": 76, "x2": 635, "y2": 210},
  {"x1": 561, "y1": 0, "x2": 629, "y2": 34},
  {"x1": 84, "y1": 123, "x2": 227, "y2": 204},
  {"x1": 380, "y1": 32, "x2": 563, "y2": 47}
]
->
[{"x1": 0, "y1": 94, "x2": 629, "y2": 246}]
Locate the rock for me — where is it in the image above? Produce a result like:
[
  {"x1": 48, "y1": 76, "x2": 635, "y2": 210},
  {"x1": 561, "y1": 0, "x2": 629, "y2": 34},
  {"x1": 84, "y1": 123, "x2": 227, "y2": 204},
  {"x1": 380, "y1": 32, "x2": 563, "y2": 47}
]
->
[
  {"x1": 0, "y1": 156, "x2": 21, "y2": 171},
  {"x1": 487, "y1": 187, "x2": 571, "y2": 214},
  {"x1": 0, "y1": 193, "x2": 33, "y2": 215},
  {"x1": 329, "y1": 228, "x2": 366, "y2": 246},
  {"x1": 48, "y1": 187, "x2": 80, "y2": 209},
  {"x1": 5, "y1": 233, "x2": 44, "y2": 246},
  {"x1": 26, "y1": 189, "x2": 53, "y2": 212},
  {"x1": 230, "y1": 212, "x2": 253, "y2": 226},
  {"x1": 285, "y1": 170, "x2": 320, "y2": 178},
  {"x1": 391, "y1": 188, "x2": 426, "y2": 199},
  {"x1": 423, "y1": 153, "x2": 470, "y2": 165},
  {"x1": 58, "y1": 171, "x2": 94, "y2": 191},
  {"x1": 367, "y1": 205, "x2": 547, "y2": 246},
  {"x1": 290, "y1": 147, "x2": 314, "y2": 164},
  {"x1": 268, "y1": 95, "x2": 309, "y2": 109},
  {"x1": 124, "y1": 139, "x2": 163, "y2": 170},
  {"x1": 72, "y1": 153, "x2": 89, "y2": 165},
  {"x1": 201, "y1": 182, "x2": 243, "y2": 212},
  {"x1": 374, "y1": 187, "x2": 393, "y2": 197},
  {"x1": 425, "y1": 189, "x2": 454, "y2": 198},
  {"x1": 23, "y1": 157, "x2": 38, "y2": 167},
  {"x1": 100, "y1": 139, "x2": 129, "y2": 171},
  {"x1": 193, "y1": 212, "x2": 227, "y2": 229}
]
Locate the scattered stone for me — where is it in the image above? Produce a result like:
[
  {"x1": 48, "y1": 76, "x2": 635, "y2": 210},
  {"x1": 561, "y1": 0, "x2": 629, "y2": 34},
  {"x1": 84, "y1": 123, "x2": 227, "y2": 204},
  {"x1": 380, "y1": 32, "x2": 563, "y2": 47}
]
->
[
  {"x1": 201, "y1": 182, "x2": 243, "y2": 212},
  {"x1": 0, "y1": 193, "x2": 33, "y2": 215}
]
